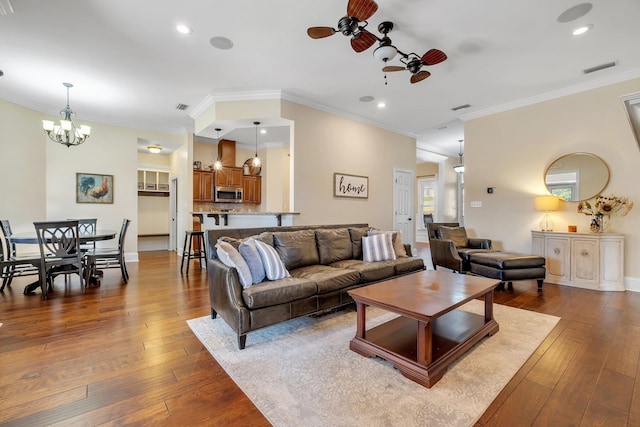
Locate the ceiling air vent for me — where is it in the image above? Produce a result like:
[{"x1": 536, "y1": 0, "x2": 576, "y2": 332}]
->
[
  {"x1": 583, "y1": 61, "x2": 617, "y2": 74},
  {"x1": 175, "y1": 103, "x2": 189, "y2": 111},
  {"x1": 451, "y1": 104, "x2": 471, "y2": 112}
]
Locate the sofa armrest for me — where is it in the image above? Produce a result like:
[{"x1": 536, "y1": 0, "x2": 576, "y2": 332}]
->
[
  {"x1": 208, "y1": 258, "x2": 251, "y2": 335},
  {"x1": 429, "y1": 238, "x2": 464, "y2": 272},
  {"x1": 468, "y1": 238, "x2": 492, "y2": 249}
]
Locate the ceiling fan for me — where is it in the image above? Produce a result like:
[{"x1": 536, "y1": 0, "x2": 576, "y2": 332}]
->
[
  {"x1": 306, "y1": 0, "x2": 379, "y2": 53},
  {"x1": 382, "y1": 48, "x2": 447, "y2": 84}
]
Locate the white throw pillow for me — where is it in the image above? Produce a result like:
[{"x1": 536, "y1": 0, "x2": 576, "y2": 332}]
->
[
  {"x1": 362, "y1": 233, "x2": 396, "y2": 262},
  {"x1": 368, "y1": 229, "x2": 408, "y2": 258},
  {"x1": 254, "y1": 240, "x2": 290, "y2": 280},
  {"x1": 216, "y1": 240, "x2": 253, "y2": 289}
]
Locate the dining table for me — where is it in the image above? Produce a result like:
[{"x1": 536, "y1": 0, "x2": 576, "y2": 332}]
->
[{"x1": 10, "y1": 229, "x2": 117, "y2": 294}]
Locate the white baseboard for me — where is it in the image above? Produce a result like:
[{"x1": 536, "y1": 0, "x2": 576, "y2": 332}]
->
[
  {"x1": 125, "y1": 252, "x2": 139, "y2": 263},
  {"x1": 625, "y1": 276, "x2": 640, "y2": 292}
]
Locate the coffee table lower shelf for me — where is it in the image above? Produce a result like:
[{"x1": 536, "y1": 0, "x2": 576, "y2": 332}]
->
[{"x1": 349, "y1": 309, "x2": 499, "y2": 388}]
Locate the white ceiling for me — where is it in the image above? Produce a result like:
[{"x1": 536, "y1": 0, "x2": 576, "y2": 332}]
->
[{"x1": 1, "y1": 0, "x2": 639, "y2": 158}]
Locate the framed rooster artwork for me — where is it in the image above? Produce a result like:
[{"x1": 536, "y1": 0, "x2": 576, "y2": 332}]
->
[{"x1": 76, "y1": 173, "x2": 114, "y2": 204}]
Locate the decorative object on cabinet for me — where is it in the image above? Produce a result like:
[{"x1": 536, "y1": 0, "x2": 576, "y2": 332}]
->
[
  {"x1": 534, "y1": 195, "x2": 561, "y2": 231},
  {"x1": 243, "y1": 158, "x2": 261, "y2": 176},
  {"x1": 531, "y1": 231, "x2": 625, "y2": 291},
  {"x1": 334, "y1": 173, "x2": 368, "y2": 199},
  {"x1": 42, "y1": 82, "x2": 91, "y2": 147},
  {"x1": 193, "y1": 161, "x2": 202, "y2": 170},
  {"x1": 544, "y1": 153, "x2": 609, "y2": 201},
  {"x1": 76, "y1": 173, "x2": 113, "y2": 204},
  {"x1": 138, "y1": 169, "x2": 170, "y2": 197},
  {"x1": 577, "y1": 194, "x2": 633, "y2": 233}
]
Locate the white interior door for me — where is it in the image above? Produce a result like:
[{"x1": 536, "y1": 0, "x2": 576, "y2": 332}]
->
[{"x1": 393, "y1": 169, "x2": 414, "y2": 248}]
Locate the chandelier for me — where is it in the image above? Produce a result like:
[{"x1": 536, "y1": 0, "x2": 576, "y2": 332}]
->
[{"x1": 42, "y1": 82, "x2": 91, "y2": 147}]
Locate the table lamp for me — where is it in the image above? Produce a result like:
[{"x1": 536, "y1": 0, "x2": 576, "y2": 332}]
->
[{"x1": 534, "y1": 195, "x2": 561, "y2": 231}]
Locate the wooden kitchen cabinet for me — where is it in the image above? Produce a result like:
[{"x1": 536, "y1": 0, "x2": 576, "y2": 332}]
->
[
  {"x1": 215, "y1": 167, "x2": 243, "y2": 187},
  {"x1": 193, "y1": 170, "x2": 214, "y2": 202},
  {"x1": 243, "y1": 175, "x2": 261, "y2": 204}
]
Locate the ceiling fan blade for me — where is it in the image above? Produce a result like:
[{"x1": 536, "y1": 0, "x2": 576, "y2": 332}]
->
[
  {"x1": 307, "y1": 27, "x2": 336, "y2": 39},
  {"x1": 350, "y1": 29, "x2": 377, "y2": 52},
  {"x1": 421, "y1": 49, "x2": 447, "y2": 65},
  {"x1": 410, "y1": 70, "x2": 431, "y2": 84},
  {"x1": 382, "y1": 65, "x2": 405, "y2": 72},
  {"x1": 347, "y1": 0, "x2": 378, "y2": 22}
]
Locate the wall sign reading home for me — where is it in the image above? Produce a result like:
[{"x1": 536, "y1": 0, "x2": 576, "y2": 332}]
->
[{"x1": 334, "y1": 173, "x2": 368, "y2": 199}]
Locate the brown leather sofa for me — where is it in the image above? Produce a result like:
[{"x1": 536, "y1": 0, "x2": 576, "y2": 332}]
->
[
  {"x1": 206, "y1": 224, "x2": 425, "y2": 349},
  {"x1": 426, "y1": 222, "x2": 494, "y2": 272}
]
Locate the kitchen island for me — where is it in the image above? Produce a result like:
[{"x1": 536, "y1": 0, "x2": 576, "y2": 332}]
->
[{"x1": 191, "y1": 211, "x2": 300, "y2": 229}]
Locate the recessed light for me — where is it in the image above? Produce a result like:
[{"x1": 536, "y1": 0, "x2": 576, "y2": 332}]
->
[
  {"x1": 572, "y1": 24, "x2": 593, "y2": 35},
  {"x1": 260, "y1": 129, "x2": 267, "y2": 134},
  {"x1": 359, "y1": 95, "x2": 374, "y2": 102},
  {"x1": 209, "y1": 36, "x2": 234, "y2": 50},
  {"x1": 176, "y1": 24, "x2": 192, "y2": 34},
  {"x1": 377, "y1": 102, "x2": 386, "y2": 108}
]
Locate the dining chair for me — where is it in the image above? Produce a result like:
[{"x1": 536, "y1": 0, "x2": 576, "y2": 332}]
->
[
  {"x1": 33, "y1": 220, "x2": 84, "y2": 299},
  {"x1": 84, "y1": 219, "x2": 131, "y2": 284},
  {"x1": 0, "y1": 219, "x2": 40, "y2": 290}
]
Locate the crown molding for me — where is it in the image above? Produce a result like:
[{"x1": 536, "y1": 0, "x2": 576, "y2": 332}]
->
[
  {"x1": 460, "y1": 68, "x2": 640, "y2": 122},
  {"x1": 189, "y1": 90, "x2": 283, "y2": 120}
]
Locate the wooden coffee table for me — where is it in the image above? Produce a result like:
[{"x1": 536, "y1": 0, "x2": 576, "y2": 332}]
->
[{"x1": 348, "y1": 270, "x2": 500, "y2": 388}]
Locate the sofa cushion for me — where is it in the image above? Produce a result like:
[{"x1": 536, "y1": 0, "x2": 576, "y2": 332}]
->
[
  {"x1": 239, "y1": 239, "x2": 266, "y2": 284},
  {"x1": 273, "y1": 230, "x2": 319, "y2": 270},
  {"x1": 241, "y1": 277, "x2": 317, "y2": 309},
  {"x1": 215, "y1": 241, "x2": 253, "y2": 289},
  {"x1": 330, "y1": 259, "x2": 396, "y2": 282},
  {"x1": 368, "y1": 229, "x2": 408, "y2": 258},
  {"x1": 437, "y1": 226, "x2": 468, "y2": 248},
  {"x1": 315, "y1": 228, "x2": 353, "y2": 265},
  {"x1": 254, "y1": 240, "x2": 290, "y2": 280},
  {"x1": 289, "y1": 264, "x2": 361, "y2": 294},
  {"x1": 391, "y1": 257, "x2": 425, "y2": 275},
  {"x1": 348, "y1": 227, "x2": 370, "y2": 260},
  {"x1": 362, "y1": 233, "x2": 396, "y2": 262}
]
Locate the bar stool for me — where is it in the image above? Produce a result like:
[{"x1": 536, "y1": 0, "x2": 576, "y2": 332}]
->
[{"x1": 180, "y1": 230, "x2": 207, "y2": 274}]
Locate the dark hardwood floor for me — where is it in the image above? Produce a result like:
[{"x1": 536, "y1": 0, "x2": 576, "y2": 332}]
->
[{"x1": 1, "y1": 244, "x2": 638, "y2": 426}]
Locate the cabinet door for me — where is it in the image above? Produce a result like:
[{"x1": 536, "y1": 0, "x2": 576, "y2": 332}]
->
[
  {"x1": 229, "y1": 168, "x2": 243, "y2": 187},
  {"x1": 193, "y1": 171, "x2": 203, "y2": 201},
  {"x1": 545, "y1": 237, "x2": 570, "y2": 282},
  {"x1": 571, "y1": 238, "x2": 599, "y2": 284},
  {"x1": 201, "y1": 172, "x2": 213, "y2": 201},
  {"x1": 214, "y1": 169, "x2": 228, "y2": 187},
  {"x1": 243, "y1": 176, "x2": 261, "y2": 204}
]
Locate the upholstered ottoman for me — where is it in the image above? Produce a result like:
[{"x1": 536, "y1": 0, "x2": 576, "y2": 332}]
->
[{"x1": 469, "y1": 252, "x2": 546, "y2": 291}]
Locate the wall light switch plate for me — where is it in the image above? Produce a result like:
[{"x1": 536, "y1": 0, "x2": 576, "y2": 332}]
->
[{"x1": 470, "y1": 201, "x2": 483, "y2": 208}]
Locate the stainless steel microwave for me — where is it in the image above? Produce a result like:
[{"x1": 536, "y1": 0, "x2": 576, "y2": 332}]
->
[{"x1": 214, "y1": 186, "x2": 243, "y2": 203}]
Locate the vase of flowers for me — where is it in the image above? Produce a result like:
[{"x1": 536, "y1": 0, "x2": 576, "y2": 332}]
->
[{"x1": 578, "y1": 194, "x2": 633, "y2": 233}]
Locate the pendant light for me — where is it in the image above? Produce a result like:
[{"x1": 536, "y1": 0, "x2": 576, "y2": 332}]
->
[
  {"x1": 42, "y1": 82, "x2": 91, "y2": 147},
  {"x1": 213, "y1": 128, "x2": 223, "y2": 170},
  {"x1": 252, "y1": 121, "x2": 261, "y2": 167},
  {"x1": 453, "y1": 139, "x2": 465, "y2": 173}
]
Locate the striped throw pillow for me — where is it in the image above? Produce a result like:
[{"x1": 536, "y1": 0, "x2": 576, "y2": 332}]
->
[
  {"x1": 254, "y1": 240, "x2": 290, "y2": 280},
  {"x1": 362, "y1": 233, "x2": 396, "y2": 262}
]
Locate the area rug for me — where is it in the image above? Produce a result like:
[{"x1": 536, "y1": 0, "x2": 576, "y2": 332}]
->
[{"x1": 187, "y1": 301, "x2": 560, "y2": 427}]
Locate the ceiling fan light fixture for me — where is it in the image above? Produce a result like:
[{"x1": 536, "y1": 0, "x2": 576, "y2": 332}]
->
[{"x1": 373, "y1": 44, "x2": 397, "y2": 62}]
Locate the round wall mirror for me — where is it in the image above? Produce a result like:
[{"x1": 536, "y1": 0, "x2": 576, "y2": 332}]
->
[{"x1": 544, "y1": 153, "x2": 610, "y2": 202}]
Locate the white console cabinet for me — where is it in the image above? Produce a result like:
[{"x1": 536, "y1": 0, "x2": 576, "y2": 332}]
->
[{"x1": 531, "y1": 231, "x2": 625, "y2": 291}]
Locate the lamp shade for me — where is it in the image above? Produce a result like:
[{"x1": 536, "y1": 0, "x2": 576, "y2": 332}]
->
[{"x1": 534, "y1": 195, "x2": 561, "y2": 211}]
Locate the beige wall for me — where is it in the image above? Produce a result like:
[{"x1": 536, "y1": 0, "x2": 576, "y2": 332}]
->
[
  {"x1": 417, "y1": 162, "x2": 438, "y2": 177},
  {"x1": 0, "y1": 99, "x2": 46, "y2": 235},
  {"x1": 464, "y1": 78, "x2": 640, "y2": 288},
  {"x1": 282, "y1": 100, "x2": 416, "y2": 231}
]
